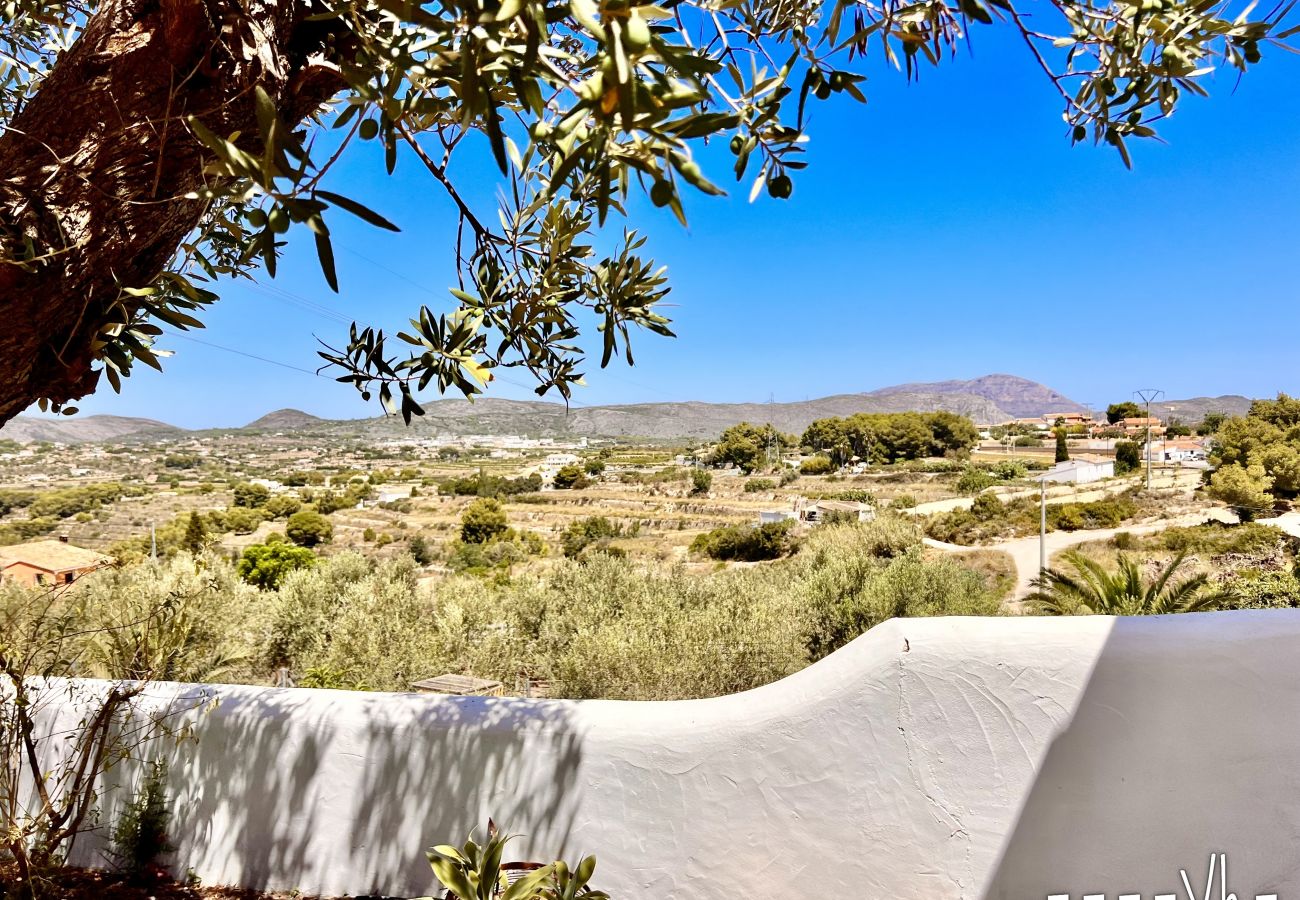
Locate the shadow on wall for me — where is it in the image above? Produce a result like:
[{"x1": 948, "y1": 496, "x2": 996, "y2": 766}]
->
[
  {"x1": 151, "y1": 687, "x2": 583, "y2": 897},
  {"x1": 980, "y1": 610, "x2": 1300, "y2": 899},
  {"x1": 58, "y1": 611, "x2": 1300, "y2": 899}
]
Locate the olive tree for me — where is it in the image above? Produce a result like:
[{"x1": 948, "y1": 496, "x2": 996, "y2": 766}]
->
[{"x1": 0, "y1": 0, "x2": 1288, "y2": 424}]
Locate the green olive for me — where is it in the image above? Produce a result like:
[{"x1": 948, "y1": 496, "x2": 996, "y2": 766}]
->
[
  {"x1": 359, "y1": 118, "x2": 380, "y2": 140},
  {"x1": 650, "y1": 180, "x2": 673, "y2": 207},
  {"x1": 268, "y1": 207, "x2": 290, "y2": 234},
  {"x1": 624, "y1": 15, "x2": 651, "y2": 52},
  {"x1": 767, "y1": 174, "x2": 792, "y2": 199}
]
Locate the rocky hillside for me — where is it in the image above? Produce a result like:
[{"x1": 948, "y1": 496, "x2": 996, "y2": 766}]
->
[
  {"x1": 871, "y1": 374, "x2": 1088, "y2": 419},
  {"x1": 1149, "y1": 396, "x2": 1254, "y2": 423},
  {"x1": 244, "y1": 408, "x2": 329, "y2": 430},
  {"x1": 0, "y1": 414, "x2": 181, "y2": 444}
]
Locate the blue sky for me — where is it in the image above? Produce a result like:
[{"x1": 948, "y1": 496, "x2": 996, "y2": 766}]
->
[{"x1": 52, "y1": 24, "x2": 1300, "y2": 428}]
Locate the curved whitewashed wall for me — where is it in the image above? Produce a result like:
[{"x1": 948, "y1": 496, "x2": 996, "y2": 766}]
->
[{"x1": 68, "y1": 612, "x2": 1300, "y2": 898}]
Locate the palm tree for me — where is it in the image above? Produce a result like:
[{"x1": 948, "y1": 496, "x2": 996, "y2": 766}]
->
[{"x1": 1028, "y1": 550, "x2": 1230, "y2": 616}]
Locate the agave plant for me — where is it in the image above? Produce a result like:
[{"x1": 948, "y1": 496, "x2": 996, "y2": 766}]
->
[
  {"x1": 1028, "y1": 550, "x2": 1230, "y2": 616},
  {"x1": 421, "y1": 820, "x2": 606, "y2": 900}
]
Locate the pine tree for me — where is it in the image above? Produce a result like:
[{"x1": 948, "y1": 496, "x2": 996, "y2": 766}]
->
[{"x1": 182, "y1": 512, "x2": 207, "y2": 554}]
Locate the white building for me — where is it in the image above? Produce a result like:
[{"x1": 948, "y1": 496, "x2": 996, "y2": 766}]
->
[
  {"x1": 1036, "y1": 459, "x2": 1115, "y2": 484},
  {"x1": 1149, "y1": 440, "x2": 1208, "y2": 463}
]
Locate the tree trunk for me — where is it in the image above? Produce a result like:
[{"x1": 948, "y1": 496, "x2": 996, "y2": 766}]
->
[{"x1": 0, "y1": 0, "x2": 341, "y2": 425}]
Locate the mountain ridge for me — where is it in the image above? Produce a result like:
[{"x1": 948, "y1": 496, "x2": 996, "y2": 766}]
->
[{"x1": 0, "y1": 376, "x2": 1262, "y2": 443}]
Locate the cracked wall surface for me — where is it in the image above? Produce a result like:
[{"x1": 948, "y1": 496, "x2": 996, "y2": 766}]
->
[{"x1": 52, "y1": 611, "x2": 1300, "y2": 898}]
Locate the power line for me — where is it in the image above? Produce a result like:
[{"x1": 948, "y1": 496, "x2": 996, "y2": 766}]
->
[{"x1": 170, "y1": 334, "x2": 325, "y2": 378}]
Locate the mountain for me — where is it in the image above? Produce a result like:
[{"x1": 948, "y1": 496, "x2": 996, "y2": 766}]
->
[
  {"x1": 1151, "y1": 396, "x2": 1254, "y2": 423},
  {"x1": 244, "y1": 408, "x2": 328, "y2": 430},
  {"x1": 0, "y1": 414, "x2": 181, "y2": 444},
  {"x1": 870, "y1": 374, "x2": 1088, "y2": 419},
  {"x1": 15, "y1": 375, "x2": 1258, "y2": 444}
]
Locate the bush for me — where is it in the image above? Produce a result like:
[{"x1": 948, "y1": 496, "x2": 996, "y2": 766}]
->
[
  {"x1": 690, "y1": 468, "x2": 713, "y2": 495},
  {"x1": 1155, "y1": 521, "x2": 1287, "y2": 556},
  {"x1": 231, "y1": 482, "x2": 271, "y2": 508},
  {"x1": 891, "y1": 494, "x2": 917, "y2": 509},
  {"x1": 690, "y1": 521, "x2": 796, "y2": 561},
  {"x1": 779, "y1": 468, "x2": 798, "y2": 486},
  {"x1": 989, "y1": 460, "x2": 1027, "y2": 480},
  {"x1": 1046, "y1": 497, "x2": 1137, "y2": 531},
  {"x1": 238, "y1": 542, "x2": 317, "y2": 589},
  {"x1": 561, "y1": 516, "x2": 622, "y2": 558},
  {"x1": 286, "y1": 510, "x2": 333, "y2": 547},
  {"x1": 553, "y1": 465, "x2": 590, "y2": 490},
  {"x1": 1111, "y1": 531, "x2": 1138, "y2": 551},
  {"x1": 798, "y1": 525, "x2": 999, "y2": 660},
  {"x1": 263, "y1": 495, "x2": 302, "y2": 519},
  {"x1": 970, "y1": 491, "x2": 1003, "y2": 521},
  {"x1": 222, "y1": 506, "x2": 264, "y2": 535},
  {"x1": 744, "y1": 478, "x2": 776, "y2": 493},
  {"x1": 1223, "y1": 569, "x2": 1300, "y2": 609},
  {"x1": 408, "y1": 535, "x2": 434, "y2": 565},
  {"x1": 460, "y1": 497, "x2": 508, "y2": 544},
  {"x1": 27, "y1": 482, "x2": 138, "y2": 519},
  {"x1": 799, "y1": 455, "x2": 834, "y2": 476},
  {"x1": 956, "y1": 466, "x2": 997, "y2": 494},
  {"x1": 1115, "y1": 440, "x2": 1142, "y2": 475},
  {"x1": 1207, "y1": 463, "x2": 1274, "y2": 521},
  {"x1": 110, "y1": 761, "x2": 174, "y2": 879},
  {"x1": 438, "y1": 472, "x2": 542, "y2": 497}
]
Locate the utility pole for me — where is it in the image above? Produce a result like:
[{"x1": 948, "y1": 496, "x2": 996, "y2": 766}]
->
[
  {"x1": 150, "y1": 521, "x2": 157, "y2": 560},
  {"x1": 1134, "y1": 389, "x2": 1164, "y2": 491},
  {"x1": 1039, "y1": 476, "x2": 1047, "y2": 578}
]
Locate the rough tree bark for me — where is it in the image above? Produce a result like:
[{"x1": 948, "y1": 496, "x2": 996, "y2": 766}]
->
[{"x1": 0, "y1": 0, "x2": 342, "y2": 425}]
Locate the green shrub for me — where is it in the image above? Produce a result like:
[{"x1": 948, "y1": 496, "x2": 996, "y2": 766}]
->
[
  {"x1": 970, "y1": 491, "x2": 1003, "y2": 521},
  {"x1": 1115, "y1": 440, "x2": 1141, "y2": 474},
  {"x1": 956, "y1": 466, "x2": 997, "y2": 494},
  {"x1": 460, "y1": 498, "x2": 508, "y2": 544},
  {"x1": 799, "y1": 455, "x2": 834, "y2": 476},
  {"x1": 1047, "y1": 497, "x2": 1137, "y2": 531},
  {"x1": 744, "y1": 478, "x2": 776, "y2": 493},
  {"x1": 989, "y1": 460, "x2": 1027, "y2": 480},
  {"x1": 231, "y1": 482, "x2": 271, "y2": 508},
  {"x1": 690, "y1": 521, "x2": 796, "y2": 561},
  {"x1": 408, "y1": 535, "x2": 434, "y2": 565},
  {"x1": 110, "y1": 761, "x2": 174, "y2": 879},
  {"x1": 286, "y1": 509, "x2": 333, "y2": 546},
  {"x1": 438, "y1": 472, "x2": 542, "y2": 497},
  {"x1": 27, "y1": 482, "x2": 139, "y2": 519},
  {"x1": 263, "y1": 495, "x2": 302, "y2": 519},
  {"x1": 1156, "y1": 522, "x2": 1287, "y2": 556},
  {"x1": 690, "y1": 468, "x2": 713, "y2": 495},
  {"x1": 553, "y1": 465, "x2": 590, "y2": 490},
  {"x1": 561, "y1": 516, "x2": 622, "y2": 558},
  {"x1": 238, "y1": 542, "x2": 316, "y2": 590},
  {"x1": 1223, "y1": 569, "x2": 1300, "y2": 609},
  {"x1": 1111, "y1": 531, "x2": 1138, "y2": 551}
]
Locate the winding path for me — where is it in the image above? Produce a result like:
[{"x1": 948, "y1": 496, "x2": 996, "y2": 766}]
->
[{"x1": 925, "y1": 507, "x2": 1240, "y2": 604}]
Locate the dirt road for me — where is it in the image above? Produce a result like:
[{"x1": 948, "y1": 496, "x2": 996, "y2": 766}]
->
[{"x1": 924, "y1": 506, "x2": 1239, "y2": 606}]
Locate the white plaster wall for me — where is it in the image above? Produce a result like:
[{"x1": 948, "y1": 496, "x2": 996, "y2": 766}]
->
[{"x1": 58, "y1": 611, "x2": 1300, "y2": 898}]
